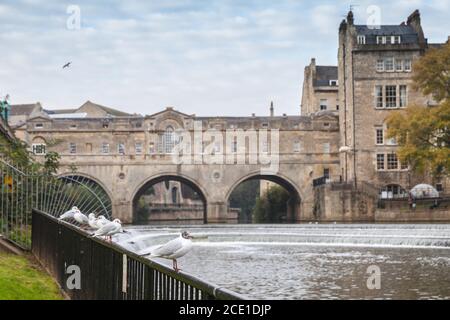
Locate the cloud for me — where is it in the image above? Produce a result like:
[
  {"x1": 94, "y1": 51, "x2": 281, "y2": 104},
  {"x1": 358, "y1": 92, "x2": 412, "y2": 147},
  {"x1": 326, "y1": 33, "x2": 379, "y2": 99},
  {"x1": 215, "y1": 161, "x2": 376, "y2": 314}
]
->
[{"x1": 0, "y1": 0, "x2": 449, "y2": 116}]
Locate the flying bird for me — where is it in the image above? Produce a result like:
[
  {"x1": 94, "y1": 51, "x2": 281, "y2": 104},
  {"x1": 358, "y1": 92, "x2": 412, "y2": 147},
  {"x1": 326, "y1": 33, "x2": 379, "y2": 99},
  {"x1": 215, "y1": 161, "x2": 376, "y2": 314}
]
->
[
  {"x1": 59, "y1": 206, "x2": 80, "y2": 220},
  {"x1": 141, "y1": 231, "x2": 193, "y2": 272},
  {"x1": 62, "y1": 62, "x2": 71, "y2": 69}
]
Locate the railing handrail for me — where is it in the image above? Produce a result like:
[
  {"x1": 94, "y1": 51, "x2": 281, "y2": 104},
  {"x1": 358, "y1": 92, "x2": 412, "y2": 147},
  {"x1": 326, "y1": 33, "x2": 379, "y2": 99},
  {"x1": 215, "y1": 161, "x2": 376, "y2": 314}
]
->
[{"x1": 32, "y1": 209, "x2": 247, "y2": 300}]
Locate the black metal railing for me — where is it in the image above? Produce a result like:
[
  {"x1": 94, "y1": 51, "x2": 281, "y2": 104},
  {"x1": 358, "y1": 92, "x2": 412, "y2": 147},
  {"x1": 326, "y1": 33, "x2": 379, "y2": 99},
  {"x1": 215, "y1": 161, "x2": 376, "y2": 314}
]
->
[
  {"x1": 1, "y1": 157, "x2": 113, "y2": 249},
  {"x1": 31, "y1": 209, "x2": 246, "y2": 300}
]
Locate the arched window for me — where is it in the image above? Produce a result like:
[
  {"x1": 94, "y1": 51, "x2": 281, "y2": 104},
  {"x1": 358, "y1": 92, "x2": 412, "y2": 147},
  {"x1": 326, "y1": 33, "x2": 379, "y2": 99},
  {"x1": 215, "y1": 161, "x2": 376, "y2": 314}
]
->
[
  {"x1": 160, "y1": 126, "x2": 176, "y2": 154},
  {"x1": 172, "y1": 187, "x2": 178, "y2": 204}
]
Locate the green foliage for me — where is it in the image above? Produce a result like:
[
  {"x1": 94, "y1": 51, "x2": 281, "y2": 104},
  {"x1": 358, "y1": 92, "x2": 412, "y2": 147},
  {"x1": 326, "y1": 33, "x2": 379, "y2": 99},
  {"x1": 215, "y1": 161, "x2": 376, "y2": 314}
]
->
[
  {"x1": 387, "y1": 43, "x2": 450, "y2": 178},
  {"x1": 0, "y1": 135, "x2": 32, "y2": 167},
  {"x1": 68, "y1": 164, "x2": 78, "y2": 173},
  {"x1": 387, "y1": 102, "x2": 450, "y2": 176},
  {"x1": 44, "y1": 152, "x2": 61, "y2": 175},
  {"x1": 253, "y1": 185, "x2": 290, "y2": 223},
  {"x1": 135, "y1": 197, "x2": 150, "y2": 221},
  {"x1": 229, "y1": 180, "x2": 259, "y2": 222},
  {"x1": 412, "y1": 42, "x2": 450, "y2": 103}
]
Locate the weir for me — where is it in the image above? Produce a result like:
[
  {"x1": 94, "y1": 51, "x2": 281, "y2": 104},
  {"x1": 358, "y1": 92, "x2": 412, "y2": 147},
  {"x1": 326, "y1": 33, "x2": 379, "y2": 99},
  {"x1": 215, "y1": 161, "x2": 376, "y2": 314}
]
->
[{"x1": 120, "y1": 224, "x2": 450, "y2": 251}]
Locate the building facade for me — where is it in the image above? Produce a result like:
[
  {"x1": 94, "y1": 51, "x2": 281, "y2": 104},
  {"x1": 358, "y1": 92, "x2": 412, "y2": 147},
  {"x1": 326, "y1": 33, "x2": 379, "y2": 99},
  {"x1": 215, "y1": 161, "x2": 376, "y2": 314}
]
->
[
  {"x1": 338, "y1": 10, "x2": 448, "y2": 196},
  {"x1": 8, "y1": 9, "x2": 450, "y2": 222},
  {"x1": 301, "y1": 58, "x2": 339, "y2": 115}
]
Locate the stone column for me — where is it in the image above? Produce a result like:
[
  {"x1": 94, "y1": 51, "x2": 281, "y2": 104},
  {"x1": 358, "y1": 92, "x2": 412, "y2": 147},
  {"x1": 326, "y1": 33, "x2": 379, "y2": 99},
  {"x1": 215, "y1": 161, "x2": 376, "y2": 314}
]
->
[{"x1": 206, "y1": 201, "x2": 231, "y2": 223}]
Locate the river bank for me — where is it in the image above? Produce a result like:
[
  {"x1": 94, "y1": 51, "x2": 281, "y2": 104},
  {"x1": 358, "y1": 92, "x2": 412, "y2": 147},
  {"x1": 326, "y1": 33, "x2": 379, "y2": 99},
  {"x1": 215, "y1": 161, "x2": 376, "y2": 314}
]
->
[{"x1": 0, "y1": 252, "x2": 63, "y2": 300}]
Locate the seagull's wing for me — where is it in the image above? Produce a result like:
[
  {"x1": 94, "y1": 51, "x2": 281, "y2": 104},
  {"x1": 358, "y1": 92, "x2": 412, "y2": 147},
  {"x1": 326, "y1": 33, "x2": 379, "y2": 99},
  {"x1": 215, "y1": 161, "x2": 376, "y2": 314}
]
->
[
  {"x1": 59, "y1": 209, "x2": 74, "y2": 219},
  {"x1": 106, "y1": 224, "x2": 121, "y2": 236},
  {"x1": 94, "y1": 222, "x2": 116, "y2": 237},
  {"x1": 151, "y1": 237, "x2": 183, "y2": 258},
  {"x1": 80, "y1": 214, "x2": 90, "y2": 224},
  {"x1": 88, "y1": 218, "x2": 99, "y2": 229}
]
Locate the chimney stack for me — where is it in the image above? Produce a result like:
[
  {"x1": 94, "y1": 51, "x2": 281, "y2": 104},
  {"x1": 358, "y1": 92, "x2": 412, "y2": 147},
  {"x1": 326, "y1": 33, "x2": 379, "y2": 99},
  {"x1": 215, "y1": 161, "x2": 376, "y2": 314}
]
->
[
  {"x1": 270, "y1": 101, "x2": 274, "y2": 117},
  {"x1": 347, "y1": 11, "x2": 354, "y2": 25}
]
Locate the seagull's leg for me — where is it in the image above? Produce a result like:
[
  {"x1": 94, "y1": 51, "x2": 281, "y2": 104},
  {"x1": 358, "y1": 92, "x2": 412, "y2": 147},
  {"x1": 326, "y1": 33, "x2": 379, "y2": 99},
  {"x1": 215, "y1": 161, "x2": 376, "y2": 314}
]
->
[{"x1": 173, "y1": 259, "x2": 180, "y2": 272}]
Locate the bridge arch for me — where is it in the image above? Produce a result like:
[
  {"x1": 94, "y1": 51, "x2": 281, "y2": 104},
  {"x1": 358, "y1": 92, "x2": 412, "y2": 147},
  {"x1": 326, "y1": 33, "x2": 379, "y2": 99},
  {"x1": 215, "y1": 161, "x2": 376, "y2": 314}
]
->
[
  {"x1": 57, "y1": 173, "x2": 113, "y2": 218},
  {"x1": 132, "y1": 173, "x2": 209, "y2": 224},
  {"x1": 226, "y1": 172, "x2": 303, "y2": 222}
]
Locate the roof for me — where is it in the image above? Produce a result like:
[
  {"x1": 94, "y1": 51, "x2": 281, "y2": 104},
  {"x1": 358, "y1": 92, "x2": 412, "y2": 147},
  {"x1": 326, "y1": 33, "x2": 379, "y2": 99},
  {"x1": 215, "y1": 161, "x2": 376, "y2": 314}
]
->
[
  {"x1": 44, "y1": 108, "x2": 77, "y2": 114},
  {"x1": 313, "y1": 66, "x2": 338, "y2": 87},
  {"x1": 9, "y1": 103, "x2": 41, "y2": 116},
  {"x1": 355, "y1": 25, "x2": 419, "y2": 44},
  {"x1": 79, "y1": 101, "x2": 132, "y2": 117},
  {"x1": 146, "y1": 107, "x2": 194, "y2": 119}
]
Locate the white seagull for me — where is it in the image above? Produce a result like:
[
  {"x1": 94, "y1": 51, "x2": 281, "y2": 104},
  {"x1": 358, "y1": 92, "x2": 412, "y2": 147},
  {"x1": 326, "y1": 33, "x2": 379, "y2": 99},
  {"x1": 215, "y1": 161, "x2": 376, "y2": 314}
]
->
[
  {"x1": 95, "y1": 215, "x2": 110, "y2": 229},
  {"x1": 142, "y1": 231, "x2": 193, "y2": 272},
  {"x1": 88, "y1": 213, "x2": 99, "y2": 229},
  {"x1": 59, "y1": 206, "x2": 80, "y2": 220},
  {"x1": 74, "y1": 210, "x2": 90, "y2": 225},
  {"x1": 93, "y1": 219, "x2": 125, "y2": 241}
]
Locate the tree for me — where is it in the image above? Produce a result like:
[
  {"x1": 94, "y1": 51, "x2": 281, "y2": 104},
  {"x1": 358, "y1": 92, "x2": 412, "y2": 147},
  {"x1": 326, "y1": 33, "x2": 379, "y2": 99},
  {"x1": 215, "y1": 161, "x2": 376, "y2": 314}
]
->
[
  {"x1": 387, "y1": 42, "x2": 450, "y2": 177},
  {"x1": 253, "y1": 185, "x2": 290, "y2": 223},
  {"x1": 228, "y1": 180, "x2": 259, "y2": 222},
  {"x1": 44, "y1": 151, "x2": 61, "y2": 175},
  {"x1": 412, "y1": 42, "x2": 450, "y2": 103}
]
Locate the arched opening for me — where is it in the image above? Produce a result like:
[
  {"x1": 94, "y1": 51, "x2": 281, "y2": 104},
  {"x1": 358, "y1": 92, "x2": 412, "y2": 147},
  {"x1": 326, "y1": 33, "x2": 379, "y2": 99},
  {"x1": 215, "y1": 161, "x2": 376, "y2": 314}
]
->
[
  {"x1": 132, "y1": 175, "x2": 207, "y2": 224},
  {"x1": 57, "y1": 174, "x2": 112, "y2": 218},
  {"x1": 172, "y1": 187, "x2": 179, "y2": 204},
  {"x1": 227, "y1": 174, "x2": 301, "y2": 223}
]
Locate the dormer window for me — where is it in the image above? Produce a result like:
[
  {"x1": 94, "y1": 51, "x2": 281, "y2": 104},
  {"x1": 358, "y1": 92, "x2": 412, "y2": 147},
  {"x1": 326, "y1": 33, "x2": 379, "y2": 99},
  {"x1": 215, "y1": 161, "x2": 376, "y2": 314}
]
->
[
  {"x1": 34, "y1": 123, "x2": 43, "y2": 129},
  {"x1": 357, "y1": 35, "x2": 366, "y2": 44},
  {"x1": 377, "y1": 35, "x2": 401, "y2": 45},
  {"x1": 376, "y1": 36, "x2": 385, "y2": 44}
]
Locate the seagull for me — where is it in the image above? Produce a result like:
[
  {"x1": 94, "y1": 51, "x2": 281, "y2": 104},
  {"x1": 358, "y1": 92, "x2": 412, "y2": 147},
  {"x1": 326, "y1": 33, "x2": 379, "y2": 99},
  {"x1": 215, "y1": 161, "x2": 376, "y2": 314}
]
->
[
  {"x1": 93, "y1": 219, "x2": 125, "y2": 241},
  {"x1": 74, "y1": 210, "x2": 90, "y2": 225},
  {"x1": 59, "y1": 206, "x2": 80, "y2": 220},
  {"x1": 95, "y1": 215, "x2": 110, "y2": 229},
  {"x1": 88, "y1": 213, "x2": 99, "y2": 229},
  {"x1": 62, "y1": 62, "x2": 71, "y2": 69},
  {"x1": 142, "y1": 231, "x2": 193, "y2": 272}
]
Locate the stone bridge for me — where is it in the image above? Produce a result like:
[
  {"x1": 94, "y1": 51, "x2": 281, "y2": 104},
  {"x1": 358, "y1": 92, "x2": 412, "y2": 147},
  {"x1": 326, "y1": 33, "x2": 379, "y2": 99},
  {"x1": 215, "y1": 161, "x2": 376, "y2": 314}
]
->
[{"x1": 24, "y1": 107, "x2": 341, "y2": 223}]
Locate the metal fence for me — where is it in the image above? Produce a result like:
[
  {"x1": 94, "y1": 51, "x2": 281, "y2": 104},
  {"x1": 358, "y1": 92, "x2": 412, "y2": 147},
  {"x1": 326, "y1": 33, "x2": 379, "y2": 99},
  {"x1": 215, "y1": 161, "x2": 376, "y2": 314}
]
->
[
  {"x1": 0, "y1": 157, "x2": 112, "y2": 249},
  {"x1": 32, "y1": 209, "x2": 245, "y2": 300}
]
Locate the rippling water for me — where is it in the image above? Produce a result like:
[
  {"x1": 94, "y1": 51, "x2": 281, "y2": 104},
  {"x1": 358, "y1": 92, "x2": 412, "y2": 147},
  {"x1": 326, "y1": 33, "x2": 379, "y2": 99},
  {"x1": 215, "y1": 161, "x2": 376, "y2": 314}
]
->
[{"x1": 116, "y1": 224, "x2": 450, "y2": 300}]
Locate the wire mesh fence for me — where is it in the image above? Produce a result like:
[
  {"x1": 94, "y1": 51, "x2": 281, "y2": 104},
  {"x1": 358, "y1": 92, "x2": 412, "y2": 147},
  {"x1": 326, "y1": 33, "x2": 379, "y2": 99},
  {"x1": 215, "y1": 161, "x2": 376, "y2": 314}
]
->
[{"x1": 0, "y1": 157, "x2": 112, "y2": 249}]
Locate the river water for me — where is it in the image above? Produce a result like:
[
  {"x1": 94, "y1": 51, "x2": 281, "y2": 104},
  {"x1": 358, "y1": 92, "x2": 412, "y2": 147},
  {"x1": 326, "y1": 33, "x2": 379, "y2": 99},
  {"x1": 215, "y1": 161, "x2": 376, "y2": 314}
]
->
[{"x1": 117, "y1": 224, "x2": 450, "y2": 300}]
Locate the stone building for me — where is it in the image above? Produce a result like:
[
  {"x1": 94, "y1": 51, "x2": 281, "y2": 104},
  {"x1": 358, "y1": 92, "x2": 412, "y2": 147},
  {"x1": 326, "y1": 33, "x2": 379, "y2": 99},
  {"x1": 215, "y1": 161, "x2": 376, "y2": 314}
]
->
[
  {"x1": 8, "y1": 9, "x2": 450, "y2": 223},
  {"x1": 301, "y1": 58, "x2": 339, "y2": 115},
  {"x1": 337, "y1": 9, "x2": 449, "y2": 196}
]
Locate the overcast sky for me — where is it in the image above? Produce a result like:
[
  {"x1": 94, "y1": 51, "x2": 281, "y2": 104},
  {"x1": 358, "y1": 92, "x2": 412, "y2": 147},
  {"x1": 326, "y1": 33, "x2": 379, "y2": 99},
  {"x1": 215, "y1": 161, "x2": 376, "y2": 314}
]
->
[{"x1": 1, "y1": 0, "x2": 449, "y2": 116}]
